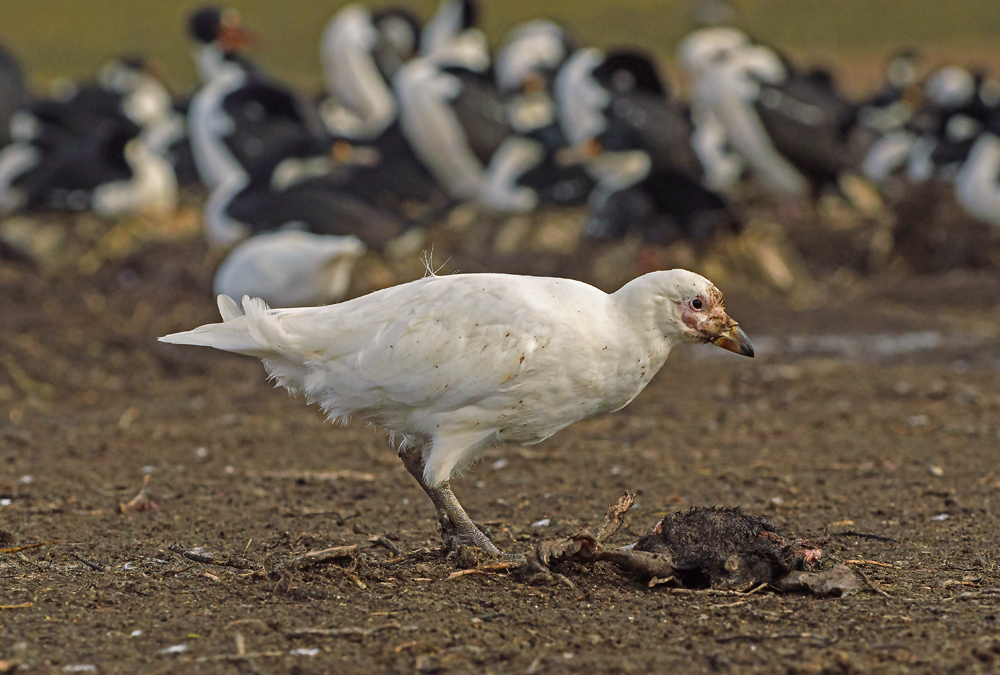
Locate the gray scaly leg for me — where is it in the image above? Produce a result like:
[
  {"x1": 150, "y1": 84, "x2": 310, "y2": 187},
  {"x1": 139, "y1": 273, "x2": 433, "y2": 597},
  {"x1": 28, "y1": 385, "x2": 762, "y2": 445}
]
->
[{"x1": 399, "y1": 447, "x2": 520, "y2": 560}]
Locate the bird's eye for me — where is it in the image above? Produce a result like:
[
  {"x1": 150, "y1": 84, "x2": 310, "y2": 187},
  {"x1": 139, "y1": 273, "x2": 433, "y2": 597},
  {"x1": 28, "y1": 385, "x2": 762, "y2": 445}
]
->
[{"x1": 691, "y1": 298, "x2": 704, "y2": 310}]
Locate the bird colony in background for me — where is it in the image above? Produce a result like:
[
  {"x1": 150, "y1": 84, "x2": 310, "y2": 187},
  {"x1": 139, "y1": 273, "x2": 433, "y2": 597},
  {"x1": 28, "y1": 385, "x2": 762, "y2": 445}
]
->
[{"x1": 1, "y1": 1, "x2": 999, "y2": 305}]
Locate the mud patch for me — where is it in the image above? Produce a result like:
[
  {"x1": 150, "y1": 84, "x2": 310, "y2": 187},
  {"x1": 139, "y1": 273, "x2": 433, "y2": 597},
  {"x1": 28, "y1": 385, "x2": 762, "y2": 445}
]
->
[{"x1": 1, "y1": 221, "x2": 999, "y2": 673}]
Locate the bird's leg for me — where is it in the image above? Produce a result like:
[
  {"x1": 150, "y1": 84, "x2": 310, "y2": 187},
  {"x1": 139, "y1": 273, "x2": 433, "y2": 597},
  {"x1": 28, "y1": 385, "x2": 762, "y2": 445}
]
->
[{"x1": 398, "y1": 447, "x2": 515, "y2": 559}]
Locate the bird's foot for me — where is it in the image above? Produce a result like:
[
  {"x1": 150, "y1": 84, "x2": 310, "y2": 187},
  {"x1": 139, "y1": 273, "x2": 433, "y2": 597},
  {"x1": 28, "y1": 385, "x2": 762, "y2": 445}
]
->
[
  {"x1": 438, "y1": 513, "x2": 522, "y2": 561},
  {"x1": 448, "y1": 541, "x2": 526, "y2": 567}
]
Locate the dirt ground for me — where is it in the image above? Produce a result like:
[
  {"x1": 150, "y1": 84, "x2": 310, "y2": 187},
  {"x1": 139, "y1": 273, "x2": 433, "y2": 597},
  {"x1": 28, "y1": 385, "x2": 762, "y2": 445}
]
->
[{"x1": 1, "y1": 214, "x2": 1000, "y2": 674}]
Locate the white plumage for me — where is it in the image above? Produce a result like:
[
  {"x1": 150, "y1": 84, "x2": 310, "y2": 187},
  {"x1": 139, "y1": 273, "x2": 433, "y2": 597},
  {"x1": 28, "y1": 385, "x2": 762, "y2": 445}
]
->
[
  {"x1": 213, "y1": 231, "x2": 367, "y2": 308},
  {"x1": 955, "y1": 132, "x2": 1000, "y2": 226},
  {"x1": 160, "y1": 269, "x2": 753, "y2": 556},
  {"x1": 319, "y1": 4, "x2": 397, "y2": 139}
]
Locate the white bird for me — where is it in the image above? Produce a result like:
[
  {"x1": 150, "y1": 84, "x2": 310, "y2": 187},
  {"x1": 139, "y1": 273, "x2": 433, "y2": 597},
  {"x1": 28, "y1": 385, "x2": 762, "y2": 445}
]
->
[
  {"x1": 213, "y1": 231, "x2": 367, "y2": 308},
  {"x1": 955, "y1": 129, "x2": 1000, "y2": 227},
  {"x1": 160, "y1": 269, "x2": 754, "y2": 558}
]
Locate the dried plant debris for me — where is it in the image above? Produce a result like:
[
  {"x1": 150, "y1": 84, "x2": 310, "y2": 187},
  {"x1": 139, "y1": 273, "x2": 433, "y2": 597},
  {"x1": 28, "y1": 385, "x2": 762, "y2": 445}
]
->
[
  {"x1": 118, "y1": 474, "x2": 157, "y2": 514},
  {"x1": 524, "y1": 497, "x2": 857, "y2": 597}
]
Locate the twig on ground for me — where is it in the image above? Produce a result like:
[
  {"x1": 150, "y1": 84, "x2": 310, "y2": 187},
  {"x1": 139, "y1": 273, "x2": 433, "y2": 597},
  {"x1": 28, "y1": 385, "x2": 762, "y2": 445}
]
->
[
  {"x1": 288, "y1": 623, "x2": 401, "y2": 639},
  {"x1": 70, "y1": 553, "x2": 105, "y2": 571},
  {"x1": 665, "y1": 587, "x2": 763, "y2": 597},
  {"x1": 337, "y1": 567, "x2": 367, "y2": 590},
  {"x1": 282, "y1": 545, "x2": 359, "y2": 572},
  {"x1": 119, "y1": 474, "x2": 157, "y2": 513},
  {"x1": 446, "y1": 568, "x2": 490, "y2": 580},
  {"x1": 167, "y1": 545, "x2": 255, "y2": 570},
  {"x1": 0, "y1": 603, "x2": 32, "y2": 610},
  {"x1": 853, "y1": 567, "x2": 890, "y2": 597},
  {"x1": 368, "y1": 535, "x2": 400, "y2": 557},
  {"x1": 1, "y1": 542, "x2": 59, "y2": 554},
  {"x1": 844, "y1": 559, "x2": 901, "y2": 569},
  {"x1": 949, "y1": 589, "x2": 1000, "y2": 600}
]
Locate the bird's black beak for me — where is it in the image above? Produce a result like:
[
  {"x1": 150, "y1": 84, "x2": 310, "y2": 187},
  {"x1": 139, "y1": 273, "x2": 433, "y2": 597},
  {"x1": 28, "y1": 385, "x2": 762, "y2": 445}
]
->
[{"x1": 713, "y1": 325, "x2": 754, "y2": 358}]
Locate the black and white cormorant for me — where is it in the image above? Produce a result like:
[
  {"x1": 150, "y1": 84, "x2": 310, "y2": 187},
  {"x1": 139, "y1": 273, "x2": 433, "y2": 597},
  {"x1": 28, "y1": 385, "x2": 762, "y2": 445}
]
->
[
  {"x1": 394, "y1": 0, "x2": 510, "y2": 205},
  {"x1": 203, "y1": 133, "x2": 413, "y2": 251},
  {"x1": 478, "y1": 20, "x2": 594, "y2": 212},
  {"x1": 0, "y1": 57, "x2": 177, "y2": 217},
  {"x1": 555, "y1": 48, "x2": 734, "y2": 242},
  {"x1": 0, "y1": 42, "x2": 29, "y2": 149}
]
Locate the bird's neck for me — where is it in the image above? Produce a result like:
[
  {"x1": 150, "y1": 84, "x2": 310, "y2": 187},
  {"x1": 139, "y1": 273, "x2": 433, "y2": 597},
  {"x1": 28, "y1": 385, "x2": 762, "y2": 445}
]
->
[{"x1": 611, "y1": 275, "x2": 687, "y2": 358}]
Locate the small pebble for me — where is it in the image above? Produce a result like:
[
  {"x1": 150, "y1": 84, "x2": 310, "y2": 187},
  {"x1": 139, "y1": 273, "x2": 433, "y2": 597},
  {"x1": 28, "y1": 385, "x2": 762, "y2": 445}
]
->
[
  {"x1": 531, "y1": 518, "x2": 551, "y2": 527},
  {"x1": 929, "y1": 465, "x2": 944, "y2": 477},
  {"x1": 491, "y1": 458, "x2": 509, "y2": 470},
  {"x1": 289, "y1": 648, "x2": 319, "y2": 656},
  {"x1": 931, "y1": 514, "x2": 949, "y2": 521},
  {"x1": 130, "y1": 630, "x2": 143, "y2": 637}
]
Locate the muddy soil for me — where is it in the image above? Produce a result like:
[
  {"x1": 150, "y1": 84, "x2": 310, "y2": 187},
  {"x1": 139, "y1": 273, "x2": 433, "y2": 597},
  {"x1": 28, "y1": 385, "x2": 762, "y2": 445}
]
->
[{"x1": 1, "y1": 222, "x2": 999, "y2": 674}]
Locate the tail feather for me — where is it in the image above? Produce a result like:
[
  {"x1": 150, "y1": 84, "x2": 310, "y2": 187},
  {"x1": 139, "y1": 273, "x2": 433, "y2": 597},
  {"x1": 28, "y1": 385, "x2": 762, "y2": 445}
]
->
[
  {"x1": 217, "y1": 294, "x2": 244, "y2": 322},
  {"x1": 158, "y1": 295, "x2": 277, "y2": 358}
]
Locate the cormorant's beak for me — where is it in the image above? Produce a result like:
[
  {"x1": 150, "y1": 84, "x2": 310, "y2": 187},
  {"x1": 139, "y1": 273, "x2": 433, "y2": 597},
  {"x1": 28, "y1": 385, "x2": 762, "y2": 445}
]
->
[
  {"x1": 219, "y1": 11, "x2": 256, "y2": 51},
  {"x1": 713, "y1": 324, "x2": 754, "y2": 358}
]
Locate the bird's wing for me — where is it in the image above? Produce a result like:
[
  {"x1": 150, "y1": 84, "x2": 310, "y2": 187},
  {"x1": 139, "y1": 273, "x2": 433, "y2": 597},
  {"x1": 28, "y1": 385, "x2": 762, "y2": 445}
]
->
[{"x1": 251, "y1": 274, "x2": 604, "y2": 413}]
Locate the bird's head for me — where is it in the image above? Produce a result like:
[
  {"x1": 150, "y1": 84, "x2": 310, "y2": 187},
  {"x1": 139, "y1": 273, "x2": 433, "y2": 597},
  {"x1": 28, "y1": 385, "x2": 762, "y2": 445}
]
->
[
  {"x1": 629, "y1": 269, "x2": 754, "y2": 357},
  {"x1": 188, "y1": 7, "x2": 253, "y2": 50}
]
